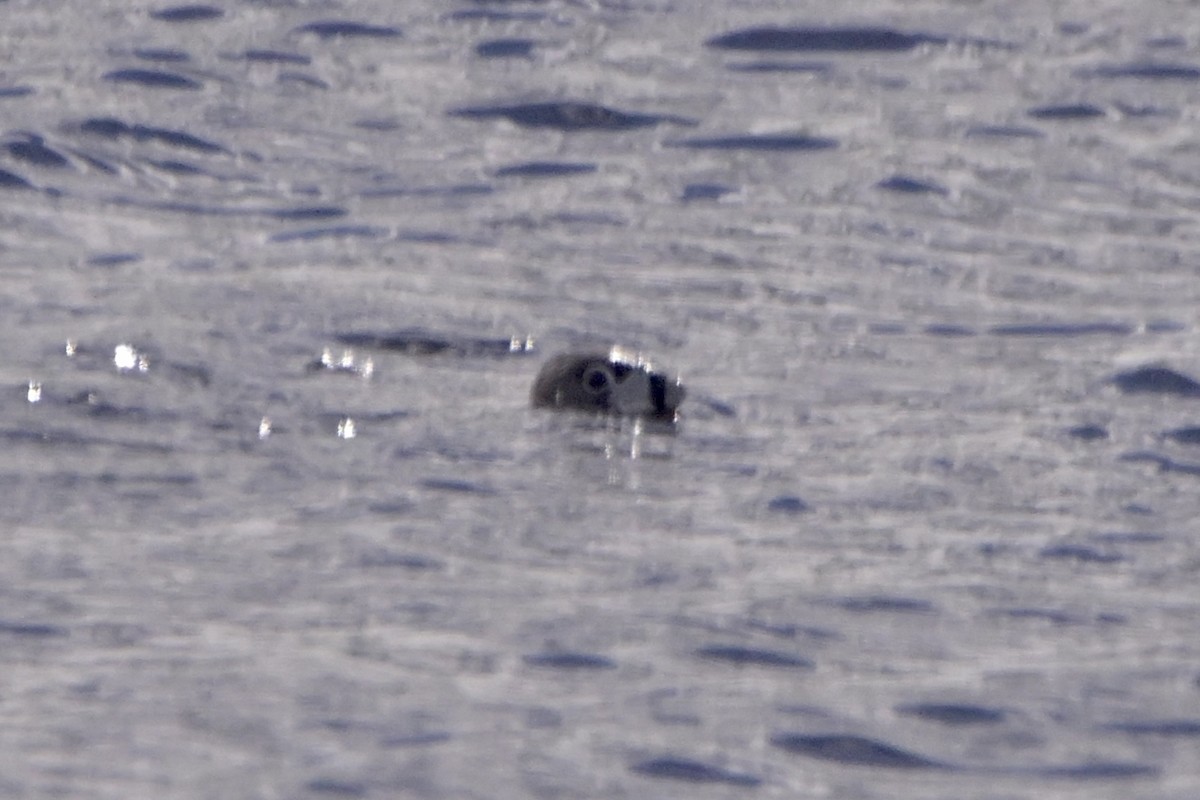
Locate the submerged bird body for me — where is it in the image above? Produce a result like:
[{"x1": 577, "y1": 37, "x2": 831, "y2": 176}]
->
[{"x1": 531, "y1": 348, "x2": 685, "y2": 420}]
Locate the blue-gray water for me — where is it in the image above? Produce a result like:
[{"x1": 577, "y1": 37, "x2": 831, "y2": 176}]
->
[{"x1": 3, "y1": 1, "x2": 1200, "y2": 797}]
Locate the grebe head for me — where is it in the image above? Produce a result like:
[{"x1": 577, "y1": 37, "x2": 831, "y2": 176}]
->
[{"x1": 531, "y1": 347, "x2": 685, "y2": 419}]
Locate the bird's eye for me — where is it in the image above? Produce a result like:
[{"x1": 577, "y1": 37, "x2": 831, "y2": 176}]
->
[{"x1": 582, "y1": 365, "x2": 611, "y2": 394}]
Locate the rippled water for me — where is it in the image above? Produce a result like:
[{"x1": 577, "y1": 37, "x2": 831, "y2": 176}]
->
[{"x1": 4, "y1": 1, "x2": 1200, "y2": 797}]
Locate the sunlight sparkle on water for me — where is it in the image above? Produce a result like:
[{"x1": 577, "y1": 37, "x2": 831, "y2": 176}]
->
[{"x1": 114, "y1": 344, "x2": 149, "y2": 373}]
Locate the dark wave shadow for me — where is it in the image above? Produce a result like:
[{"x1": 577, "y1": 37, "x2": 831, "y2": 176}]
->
[
  {"x1": 694, "y1": 644, "x2": 814, "y2": 669},
  {"x1": 304, "y1": 778, "x2": 365, "y2": 797},
  {"x1": 771, "y1": 734, "x2": 947, "y2": 768},
  {"x1": 1113, "y1": 366, "x2": 1200, "y2": 397},
  {"x1": 706, "y1": 26, "x2": 944, "y2": 52},
  {"x1": 990, "y1": 322, "x2": 1132, "y2": 337},
  {"x1": 681, "y1": 182, "x2": 735, "y2": 201},
  {"x1": 6, "y1": 135, "x2": 70, "y2": 168},
  {"x1": 835, "y1": 595, "x2": 935, "y2": 614},
  {"x1": 87, "y1": 252, "x2": 142, "y2": 267},
  {"x1": 1036, "y1": 762, "x2": 1158, "y2": 779},
  {"x1": 475, "y1": 39, "x2": 535, "y2": 58},
  {"x1": 924, "y1": 324, "x2": 977, "y2": 336},
  {"x1": 895, "y1": 703, "x2": 1006, "y2": 725},
  {"x1": 771, "y1": 732, "x2": 1156, "y2": 778},
  {"x1": 665, "y1": 134, "x2": 837, "y2": 151},
  {"x1": 1104, "y1": 720, "x2": 1200, "y2": 736},
  {"x1": 1027, "y1": 104, "x2": 1105, "y2": 120},
  {"x1": 333, "y1": 330, "x2": 535, "y2": 358},
  {"x1": 0, "y1": 620, "x2": 69, "y2": 638},
  {"x1": 1085, "y1": 62, "x2": 1200, "y2": 81},
  {"x1": 270, "y1": 225, "x2": 387, "y2": 243},
  {"x1": 494, "y1": 161, "x2": 596, "y2": 178},
  {"x1": 726, "y1": 60, "x2": 831, "y2": 73},
  {"x1": 103, "y1": 68, "x2": 202, "y2": 90},
  {"x1": 449, "y1": 101, "x2": 693, "y2": 131},
  {"x1": 876, "y1": 175, "x2": 946, "y2": 194},
  {"x1": 79, "y1": 117, "x2": 227, "y2": 153},
  {"x1": 766, "y1": 494, "x2": 810, "y2": 513},
  {"x1": 294, "y1": 21, "x2": 403, "y2": 39},
  {"x1": 448, "y1": 8, "x2": 546, "y2": 23},
  {"x1": 1163, "y1": 426, "x2": 1200, "y2": 444},
  {"x1": 134, "y1": 48, "x2": 190, "y2": 63},
  {"x1": 266, "y1": 206, "x2": 347, "y2": 221},
  {"x1": 1119, "y1": 451, "x2": 1200, "y2": 477},
  {"x1": 151, "y1": 5, "x2": 224, "y2": 23},
  {"x1": 1038, "y1": 544, "x2": 1123, "y2": 564},
  {"x1": 630, "y1": 757, "x2": 761, "y2": 787},
  {"x1": 1067, "y1": 424, "x2": 1108, "y2": 441},
  {"x1": 965, "y1": 124, "x2": 1045, "y2": 139},
  {"x1": 418, "y1": 478, "x2": 495, "y2": 495},
  {"x1": 240, "y1": 49, "x2": 312, "y2": 65},
  {"x1": 522, "y1": 652, "x2": 617, "y2": 670}
]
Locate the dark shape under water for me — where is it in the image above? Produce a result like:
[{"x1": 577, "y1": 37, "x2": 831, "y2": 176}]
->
[
  {"x1": 448, "y1": 101, "x2": 690, "y2": 131},
  {"x1": 295, "y1": 20, "x2": 403, "y2": 39},
  {"x1": 334, "y1": 330, "x2": 534, "y2": 358},
  {"x1": 666, "y1": 133, "x2": 838, "y2": 151},
  {"x1": 630, "y1": 757, "x2": 762, "y2": 787},
  {"x1": 494, "y1": 161, "x2": 596, "y2": 178},
  {"x1": 475, "y1": 38, "x2": 535, "y2": 58},
  {"x1": 150, "y1": 5, "x2": 224, "y2": 22},
  {"x1": 771, "y1": 734, "x2": 946, "y2": 769},
  {"x1": 706, "y1": 26, "x2": 943, "y2": 52},
  {"x1": 1027, "y1": 103, "x2": 1105, "y2": 120},
  {"x1": 1113, "y1": 365, "x2": 1200, "y2": 397},
  {"x1": 695, "y1": 645, "x2": 813, "y2": 669},
  {"x1": 876, "y1": 175, "x2": 946, "y2": 194},
  {"x1": 895, "y1": 703, "x2": 1006, "y2": 726},
  {"x1": 103, "y1": 68, "x2": 202, "y2": 90}
]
